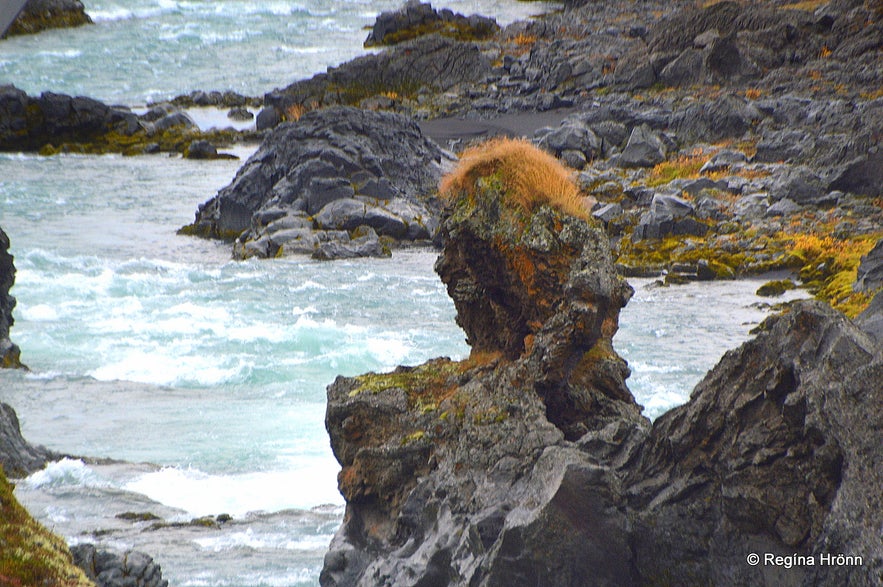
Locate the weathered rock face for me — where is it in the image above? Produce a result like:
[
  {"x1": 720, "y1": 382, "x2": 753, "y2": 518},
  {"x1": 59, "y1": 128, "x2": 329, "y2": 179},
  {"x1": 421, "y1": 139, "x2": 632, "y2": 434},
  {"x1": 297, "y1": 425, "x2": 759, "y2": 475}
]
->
[
  {"x1": 321, "y1": 168, "x2": 882, "y2": 585},
  {"x1": 0, "y1": 226, "x2": 23, "y2": 369},
  {"x1": 264, "y1": 34, "x2": 492, "y2": 114},
  {"x1": 855, "y1": 238, "x2": 883, "y2": 293},
  {"x1": 186, "y1": 106, "x2": 452, "y2": 259},
  {"x1": 321, "y1": 162, "x2": 646, "y2": 585},
  {"x1": 71, "y1": 544, "x2": 168, "y2": 587},
  {"x1": 0, "y1": 402, "x2": 56, "y2": 477},
  {"x1": 629, "y1": 301, "x2": 882, "y2": 586},
  {"x1": 364, "y1": 1, "x2": 498, "y2": 47},
  {"x1": 434, "y1": 188, "x2": 637, "y2": 439},
  {"x1": 0, "y1": 85, "x2": 139, "y2": 152},
  {"x1": 4, "y1": 0, "x2": 91, "y2": 38}
]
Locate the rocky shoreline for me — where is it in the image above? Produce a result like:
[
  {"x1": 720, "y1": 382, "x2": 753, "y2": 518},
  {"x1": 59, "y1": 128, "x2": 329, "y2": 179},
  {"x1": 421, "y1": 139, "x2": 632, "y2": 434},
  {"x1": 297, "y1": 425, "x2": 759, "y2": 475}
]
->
[
  {"x1": 2, "y1": 0, "x2": 880, "y2": 290},
  {"x1": 1, "y1": 0, "x2": 882, "y2": 585}
]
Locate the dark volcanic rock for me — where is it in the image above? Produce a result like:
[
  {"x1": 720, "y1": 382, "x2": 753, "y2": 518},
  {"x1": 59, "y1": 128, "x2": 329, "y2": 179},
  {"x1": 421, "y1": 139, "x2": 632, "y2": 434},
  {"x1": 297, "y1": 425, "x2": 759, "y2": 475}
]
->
[
  {"x1": 855, "y1": 238, "x2": 883, "y2": 293},
  {"x1": 856, "y1": 289, "x2": 883, "y2": 342},
  {"x1": 0, "y1": 85, "x2": 139, "y2": 152},
  {"x1": 321, "y1": 159, "x2": 883, "y2": 585},
  {"x1": 0, "y1": 226, "x2": 23, "y2": 369},
  {"x1": 4, "y1": 0, "x2": 91, "y2": 38},
  {"x1": 265, "y1": 35, "x2": 491, "y2": 115},
  {"x1": 365, "y1": 1, "x2": 498, "y2": 47},
  {"x1": 72, "y1": 544, "x2": 169, "y2": 587},
  {"x1": 321, "y1": 152, "x2": 645, "y2": 586},
  {"x1": 0, "y1": 402, "x2": 56, "y2": 477},
  {"x1": 629, "y1": 301, "x2": 882, "y2": 585},
  {"x1": 187, "y1": 106, "x2": 450, "y2": 258},
  {"x1": 616, "y1": 124, "x2": 666, "y2": 168}
]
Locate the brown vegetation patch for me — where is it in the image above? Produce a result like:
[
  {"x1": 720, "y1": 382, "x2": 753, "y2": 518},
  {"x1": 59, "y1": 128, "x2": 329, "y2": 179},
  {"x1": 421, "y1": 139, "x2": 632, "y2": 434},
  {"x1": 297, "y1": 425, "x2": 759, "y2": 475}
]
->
[{"x1": 440, "y1": 137, "x2": 589, "y2": 220}]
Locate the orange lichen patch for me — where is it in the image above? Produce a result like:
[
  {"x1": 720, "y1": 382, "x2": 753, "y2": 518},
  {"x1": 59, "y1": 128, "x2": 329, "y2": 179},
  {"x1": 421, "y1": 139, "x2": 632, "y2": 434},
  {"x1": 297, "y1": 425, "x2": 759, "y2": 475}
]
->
[
  {"x1": 743, "y1": 88, "x2": 763, "y2": 100},
  {"x1": 460, "y1": 350, "x2": 504, "y2": 371},
  {"x1": 284, "y1": 103, "x2": 308, "y2": 121},
  {"x1": 780, "y1": 0, "x2": 829, "y2": 11},
  {"x1": 509, "y1": 246, "x2": 538, "y2": 294},
  {"x1": 440, "y1": 137, "x2": 590, "y2": 221},
  {"x1": 523, "y1": 333, "x2": 536, "y2": 354},
  {"x1": 646, "y1": 150, "x2": 712, "y2": 187},
  {"x1": 507, "y1": 32, "x2": 538, "y2": 55}
]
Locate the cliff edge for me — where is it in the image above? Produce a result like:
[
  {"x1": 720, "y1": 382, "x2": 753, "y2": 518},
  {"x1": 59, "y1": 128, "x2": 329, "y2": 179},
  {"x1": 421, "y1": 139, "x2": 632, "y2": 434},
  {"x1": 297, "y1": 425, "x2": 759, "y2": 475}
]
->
[
  {"x1": 0, "y1": 227, "x2": 23, "y2": 369},
  {"x1": 321, "y1": 140, "x2": 882, "y2": 586}
]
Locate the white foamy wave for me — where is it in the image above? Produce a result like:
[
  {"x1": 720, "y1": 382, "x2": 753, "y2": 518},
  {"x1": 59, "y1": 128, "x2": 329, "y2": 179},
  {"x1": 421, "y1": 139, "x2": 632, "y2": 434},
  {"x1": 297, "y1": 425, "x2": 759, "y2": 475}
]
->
[
  {"x1": 291, "y1": 305, "x2": 317, "y2": 317},
  {"x1": 293, "y1": 315, "x2": 337, "y2": 330},
  {"x1": 124, "y1": 463, "x2": 343, "y2": 518},
  {"x1": 365, "y1": 335, "x2": 411, "y2": 367},
  {"x1": 19, "y1": 304, "x2": 58, "y2": 321},
  {"x1": 36, "y1": 49, "x2": 81, "y2": 58},
  {"x1": 181, "y1": 568, "x2": 317, "y2": 587},
  {"x1": 225, "y1": 324, "x2": 286, "y2": 343},
  {"x1": 89, "y1": 0, "x2": 177, "y2": 23},
  {"x1": 24, "y1": 458, "x2": 110, "y2": 490},
  {"x1": 290, "y1": 279, "x2": 327, "y2": 292},
  {"x1": 88, "y1": 351, "x2": 250, "y2": 387},
  {"x1": 193, "y1": 528, "x2": 332, "y2": 552},
  {"x1": 273, "y1": 45, "x2": 327, "y2": 55}
]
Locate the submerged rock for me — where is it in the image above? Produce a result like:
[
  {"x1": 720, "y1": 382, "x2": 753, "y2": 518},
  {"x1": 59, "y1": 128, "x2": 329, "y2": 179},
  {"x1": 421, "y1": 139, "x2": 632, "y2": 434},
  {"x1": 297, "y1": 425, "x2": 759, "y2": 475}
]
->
[
  {"x1": 72, "y1": 544, "x2": 168, "y2": 587},
  {"x1": 321, "y1": 142, "x2": 883, "y2": 586}
]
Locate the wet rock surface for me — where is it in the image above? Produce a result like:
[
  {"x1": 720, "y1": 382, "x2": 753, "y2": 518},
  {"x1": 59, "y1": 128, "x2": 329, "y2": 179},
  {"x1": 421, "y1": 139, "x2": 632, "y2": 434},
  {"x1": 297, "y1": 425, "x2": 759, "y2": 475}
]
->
[{"x1": 72, "y1": 544, "x2": 168, "y2": 587}]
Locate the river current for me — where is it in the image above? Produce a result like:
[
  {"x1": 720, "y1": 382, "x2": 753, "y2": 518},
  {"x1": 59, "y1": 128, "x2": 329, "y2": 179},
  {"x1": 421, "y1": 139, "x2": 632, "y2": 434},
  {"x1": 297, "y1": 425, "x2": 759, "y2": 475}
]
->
[{"x1": 1, "y1": 1, "x2": 807, "y2": 585}]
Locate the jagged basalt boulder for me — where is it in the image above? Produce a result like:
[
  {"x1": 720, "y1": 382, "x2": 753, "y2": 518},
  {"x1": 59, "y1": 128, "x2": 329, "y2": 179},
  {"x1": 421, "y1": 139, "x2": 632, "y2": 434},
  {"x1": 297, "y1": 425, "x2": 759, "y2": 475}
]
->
[
  {"x1": 187, "y1": 106, "x2": 451, "y2": 258},
  {"x1": 4, "y1": 0, "x2": 91, "y2": 38},
  {"x1": 0, "y1": 85, "x2": 251, "y2": 156},
  {"x1": 322, "y1": 144, "x2": 882, "y2": 585},
  {"x1": 322, "y1": 141, "x2": 646, "y2": 586},
  {"x1": 0, "y1": 85, "x2": 137, "y2": 152},
  {"x1": 629, "y1": 302, "x2": 883, "y2": 586}
]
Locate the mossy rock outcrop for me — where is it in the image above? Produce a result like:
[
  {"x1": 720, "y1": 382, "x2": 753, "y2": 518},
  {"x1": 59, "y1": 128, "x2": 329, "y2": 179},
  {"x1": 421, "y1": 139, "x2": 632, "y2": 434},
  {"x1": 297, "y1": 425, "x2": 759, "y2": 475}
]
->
[
  {"x1": 4, "y1": 0, "x2": 91, "y2": 38},
  {"x1": 0, "y1": 468, "x2": 94, "y2": 586}
]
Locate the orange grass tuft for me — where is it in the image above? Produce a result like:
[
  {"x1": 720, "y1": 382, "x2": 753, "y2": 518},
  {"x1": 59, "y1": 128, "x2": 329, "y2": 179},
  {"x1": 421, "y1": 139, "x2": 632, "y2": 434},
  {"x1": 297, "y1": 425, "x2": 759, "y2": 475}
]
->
[{"x1": 440, "y1": 137, "x2": 590, "y2": 220}]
